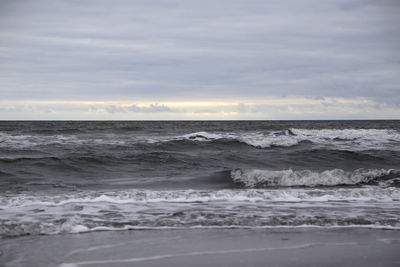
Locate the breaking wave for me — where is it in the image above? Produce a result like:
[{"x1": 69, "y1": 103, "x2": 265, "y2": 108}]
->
[
  {"x1": 2, "y1": 187, "x2": 400, "y2": 208},
  {"x1": 1, "y1": 128, "x2": 399, "y2": 150},
  {"x1": 1, "y1": 187, "x2": 399, "y2": 237},
  {"x1": 231, "y1": 168, "x2": 399, "y2": 188},
  {"x1": 178, "y1": 128, "x2": 400, "y2": 150}
]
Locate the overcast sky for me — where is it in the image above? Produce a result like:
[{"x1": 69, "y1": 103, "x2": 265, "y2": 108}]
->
[{"x1": 0, "y1": 0, "x2": 399, "y2": 119}]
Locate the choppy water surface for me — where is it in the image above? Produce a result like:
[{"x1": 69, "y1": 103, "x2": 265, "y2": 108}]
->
[{"x1": 0, "y1": 121, "x2": 399, "y2": 237}]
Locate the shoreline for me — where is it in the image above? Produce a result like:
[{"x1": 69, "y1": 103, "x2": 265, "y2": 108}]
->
[{"x1": 1, "y1": 228, "x2": 400, "y2": 267}]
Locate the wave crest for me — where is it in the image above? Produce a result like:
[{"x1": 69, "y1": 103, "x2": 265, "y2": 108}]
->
[
  {"x1": 231, "y1": 168, "x2": 398, "y2": 188},
  {"x1": 2, "y1": 187, "x2": 399, "y2": 208},
  {"x1": 178, "y1": 128, "x2": 400, "y2": 150},
  {"x1": 179, "y1": 131, "x2": 302, "y2": 147}
]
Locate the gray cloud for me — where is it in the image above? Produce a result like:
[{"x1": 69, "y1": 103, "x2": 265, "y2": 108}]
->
[
  {"x1": 0, "y1": 0, "x2": 399, "y2": 118},
  {"x1": 105, "y1": 104, "x2": 172, "y2": 113}
]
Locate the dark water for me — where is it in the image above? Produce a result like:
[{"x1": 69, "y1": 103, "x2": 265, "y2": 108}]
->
[{"x1": 0, "y1": 121, "x2": 399, "y2": 237}]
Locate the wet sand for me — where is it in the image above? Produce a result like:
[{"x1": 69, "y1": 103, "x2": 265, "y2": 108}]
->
[{"x1": 1, "y1": 228, "x2": 400, "y2": 267}]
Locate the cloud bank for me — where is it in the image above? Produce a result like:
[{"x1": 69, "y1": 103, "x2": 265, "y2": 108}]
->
[{"x1": 1, "y1": 97, "x2": 398, "y2": 120}]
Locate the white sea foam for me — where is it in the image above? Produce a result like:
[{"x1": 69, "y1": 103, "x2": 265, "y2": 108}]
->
[
  {"x1": 70, "y1": 225, "x2": 90, "y2": 233},
  {"x1": 178, "y1": 131, "x2": 299, "y2": 147},
  {"x1": 1, "y1": 187, "x2": 399, "y2": 237},
  {"x1": 180, "y1": 131, "x2": 231, "y2": 141},
  {"x1": 0, "y1": 133, "x2": 132, "y2": 148},
  {"x1": 231, "y1": 168, "x2": 397, "y2": 187},
  {"x1": 2, "y1": 186, "x2": 399, "y2": 208},
  {"x1": 0, "y1": 132, "x2": 83, "y2": 148},
  {"x1": 2, "y1": 215, "x2": 400, "y2": 237},
  {"x1": 289, "y1": 128, "x2": 400, "y2": 141},
  {"x1": 176, "y1": 128, "x2": 400, "y2": 150}
]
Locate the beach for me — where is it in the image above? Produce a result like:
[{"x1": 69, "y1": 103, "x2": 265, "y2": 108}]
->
[{"x1": 1, "y1": 228, "x2": 400, "y2": 267}]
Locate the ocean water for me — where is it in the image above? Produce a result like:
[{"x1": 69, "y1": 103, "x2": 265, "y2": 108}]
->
[{"x1": 0, "y1": 120, "x2": 399, "y2": 237}]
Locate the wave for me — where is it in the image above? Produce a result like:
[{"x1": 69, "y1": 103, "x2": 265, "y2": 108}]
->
[
  {"x1": 2, "y1": 128, "x2": 399, "y2": 150},
  {"x1": 2, "y1": 187, "x2": 399, "y2": 208},
  {"x1": 1, "y1": 188, "x2": 399, "y2": 237},
  {"x1": 230, "y1": 168, "x2": 399, "y2": 188},
  {"x1": 178, "y1": 129, "x2": 400, "y2": 150},
  {"x1": 178, "y1": 131, "x2": 301, "y2": 147}
]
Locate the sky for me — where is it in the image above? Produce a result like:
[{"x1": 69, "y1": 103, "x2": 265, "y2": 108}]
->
[{"x1": 0, "y1": 0, "x2": 399, "y2": 120}]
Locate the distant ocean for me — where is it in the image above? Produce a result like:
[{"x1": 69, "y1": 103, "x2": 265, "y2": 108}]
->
[{"x1": 1, "y1": 120, "x2": 399, "y2": 237}]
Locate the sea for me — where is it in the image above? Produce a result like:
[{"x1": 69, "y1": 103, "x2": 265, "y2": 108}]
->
[{"x1": 0, "y1": 120, "x2": 399, "y2": 237}]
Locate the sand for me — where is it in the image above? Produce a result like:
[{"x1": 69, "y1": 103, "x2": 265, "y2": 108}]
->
[{"x1": 1, "y1": 228, "x2": 400, "y2": 267}]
